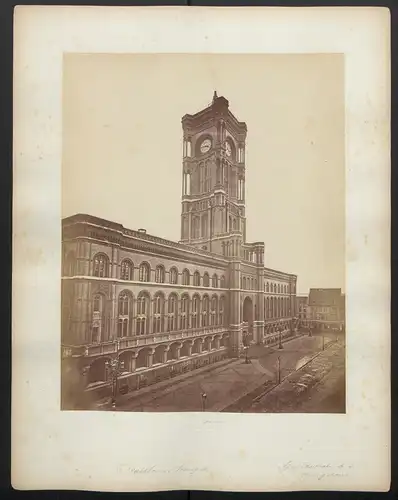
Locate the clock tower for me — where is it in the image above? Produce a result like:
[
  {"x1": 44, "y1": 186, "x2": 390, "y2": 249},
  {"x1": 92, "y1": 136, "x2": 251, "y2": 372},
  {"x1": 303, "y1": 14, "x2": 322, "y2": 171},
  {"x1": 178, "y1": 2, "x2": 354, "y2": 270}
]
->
[{"x1": 180, "y1": 92, "x2": 247, "y2": 258}]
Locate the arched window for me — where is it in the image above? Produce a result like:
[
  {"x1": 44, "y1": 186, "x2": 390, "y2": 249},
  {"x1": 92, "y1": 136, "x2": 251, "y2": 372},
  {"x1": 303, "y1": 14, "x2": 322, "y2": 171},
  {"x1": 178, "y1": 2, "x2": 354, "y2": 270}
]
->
[
  {"x1": 202, "y1": 295, "x2": 209, "y2": 327},
  {"x1": 168, "y1": 294, "x2": 178, "y2": 331},
  {"x1": 212, "y1": 274, "x2": 218, "y2": 288},
  {"x1": 191, "y1": 217, "x2": 200, "y2": 239},
  {"x1": 117, "y1": 291, "x2": 132, "y2": 338},
  {"x1": 200, "y1": 164, "x2": 205, "y2": 193},
  {"x1": 153, "y1": 293, "x2": 165, "y2": 333},
  {"x1": 139, "y1": 262, "x2": 150, "y2": 282},
  {"x1": 201, "y1": 214, "x2": 208, "y2": 238},
  {"x1": 278, "y1": 284, "x2": 280, "y2": 294},
  {"x1": 120, "y1": 259, "x2": 133, "y2": 280},
  {"x1": 192, "y1": 295, "x2": 200, "y2": 328},
  {"x1": 254, "y1": 279, "x2": 257, "y2": 290},
  {"x1": 193, "y1": 271, "x2": 201, "y2": 287},
  {"x1": 136, "y1": 292, "x2": 150, "y2": 335},
  {"x1": 64, "y1": 251, "x2": 76, "y2": 276},
  {"x1": 182, "y1": 269, "x2": 190, "y2": 286},
  {"x1": 180, "y1": 294, "x2": 189, "y2": 330},
  {"x1": 266, "y1": 282, "x2": 269, "y2": 293},
  {"x1": 203, "y1": 272, "x2": 210, "y2": 287},
  {"x1": 92, "y1": 293, "x2": 105, "y2": 343},
  {"x1": 169, "y1": 267, "x2": 178, "y2": 285},
  {"x1": 220, "y1": 276, "x2": 225, "y2": 288},
  {"x1": 243, "y1": 277, "x2": 247, "y2": 289},
  {"x1": 273, "y1": 297, "x2": 277, "y2": 318},
  {"x1": 92, "y1": 253, "x2": 109, "y2": 278},
  {"x1": 211, "y1": 296, "x2": 218, "y2": 326},
  {"x1": 155, "y1": 265, "x2": 165, "y2": 283},
  {"x1": 219, "y1": 296, "x2": 225, "y2": 325}
]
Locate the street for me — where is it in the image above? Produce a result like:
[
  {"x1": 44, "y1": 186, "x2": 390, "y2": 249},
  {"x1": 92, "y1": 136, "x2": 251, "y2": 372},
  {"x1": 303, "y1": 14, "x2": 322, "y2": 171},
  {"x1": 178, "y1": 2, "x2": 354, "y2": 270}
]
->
[{"x1": 116, "y1": 333, "x2": 343, "y2": 412}]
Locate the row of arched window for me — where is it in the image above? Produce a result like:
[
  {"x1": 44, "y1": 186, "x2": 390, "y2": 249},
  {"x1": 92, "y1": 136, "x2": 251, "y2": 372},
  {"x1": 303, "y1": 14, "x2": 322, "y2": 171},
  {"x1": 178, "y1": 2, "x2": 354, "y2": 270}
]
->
[
  {"x1": 265, "y1": 282, "x2": 289, "y2": 294},
  {"x1": 241, "y1": 276, "x2": 258, "y2": 290},
  {"x1": 91, "y1": 253, "x2": 226, "y2": 288},
  {"x1": 91, "y1": 291, "x2": 227, "y2": 343},
  {"x1": 265, "y1": 296, "x2": 291, "y2": 319}
]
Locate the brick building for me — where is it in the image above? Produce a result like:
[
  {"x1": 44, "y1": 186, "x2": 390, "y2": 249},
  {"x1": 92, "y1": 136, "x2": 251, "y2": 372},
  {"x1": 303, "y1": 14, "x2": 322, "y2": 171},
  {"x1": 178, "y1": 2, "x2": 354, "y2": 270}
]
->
[
  {"x1": 306, "y1": 288, "x2": 345, "y2": 332},
  {"x1": 61, "y1": 93, "x2": 298, "y2": 406},
  {"x1": 296, "y1": 295, "x2": 309, "y2": 328}
]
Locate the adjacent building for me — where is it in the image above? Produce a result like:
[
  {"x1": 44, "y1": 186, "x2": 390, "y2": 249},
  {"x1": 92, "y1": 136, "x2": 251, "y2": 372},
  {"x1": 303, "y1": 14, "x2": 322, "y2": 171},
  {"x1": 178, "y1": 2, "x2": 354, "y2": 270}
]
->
[
  {"x1": 61, "y1": 93, "x2": 298, "y2": 405},
  {"x1": 296, "y1": 295, "x2": 309, "y2": 328},
  {"x1": 306, "y1": 288, "x2": 345, "y2": 332}
]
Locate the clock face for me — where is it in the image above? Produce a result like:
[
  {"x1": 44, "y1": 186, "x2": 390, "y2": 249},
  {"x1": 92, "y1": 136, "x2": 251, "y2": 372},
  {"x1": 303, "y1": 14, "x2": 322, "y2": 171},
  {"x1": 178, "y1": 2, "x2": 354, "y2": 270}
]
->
[
  {"x1": 225, "y1": 141, "x2": 232, "y2": 157},
  {"x1": 200, "y1": 138, "x2": 212, "y2": 154}
]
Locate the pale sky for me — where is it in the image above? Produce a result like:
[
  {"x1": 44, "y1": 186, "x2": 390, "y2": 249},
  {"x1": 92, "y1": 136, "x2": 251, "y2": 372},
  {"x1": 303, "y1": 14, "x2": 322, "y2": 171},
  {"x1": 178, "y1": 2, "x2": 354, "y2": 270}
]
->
[{"x1": 62, "y1": 53, "x2": 345, "y2": 294}]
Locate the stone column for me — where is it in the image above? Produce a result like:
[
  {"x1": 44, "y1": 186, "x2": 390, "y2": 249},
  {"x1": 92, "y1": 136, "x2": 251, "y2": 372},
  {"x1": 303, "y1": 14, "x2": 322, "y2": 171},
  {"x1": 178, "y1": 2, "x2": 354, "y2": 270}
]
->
[
  {"x1": 228, "y1": 260, "x2": 242, "y2": 357},
  {"x1": 198, "y1": 338, "x2": 204, "y2": 354},
  {"x1": 130, "y1": 353, "x2": 137, "y2": 372},
  {"x1": 163, "y1": 346, "x2": 170, "y2": 364},
  {"x1": 110, "y1": 283, "x2": 117, "y2": 341},
  {"x1": 186, "y1": 340, "x2": 193, "y2": 357},
  {"x1": 147, "y1": 348, "x2": 155, "y2": 367},
  {"x1": 254, "y1": 264, "x2": 265, "y2": 344}
]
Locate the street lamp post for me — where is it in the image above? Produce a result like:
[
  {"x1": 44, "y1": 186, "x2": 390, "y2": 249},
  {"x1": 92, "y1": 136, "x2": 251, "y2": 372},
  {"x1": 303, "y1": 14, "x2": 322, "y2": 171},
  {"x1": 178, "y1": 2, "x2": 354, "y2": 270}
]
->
[
  {"x1": 244, "y1": 346, "x2": 249, "y2": 364},
  {"x1": 201, "y1": 392, "x2": 207, "y2": 411},
  {"x1": 105, "y1": 340, "x2": 122, "y2": 409},
  {"x1": 277, "y1": 356, "x2": 281, "y2": 385},
  {"x1": 322, "y1": 335, "x2": 325, "y2": 351},
  {"x1": 278, "y1": 329, "x2": 284, "y2": 349}
]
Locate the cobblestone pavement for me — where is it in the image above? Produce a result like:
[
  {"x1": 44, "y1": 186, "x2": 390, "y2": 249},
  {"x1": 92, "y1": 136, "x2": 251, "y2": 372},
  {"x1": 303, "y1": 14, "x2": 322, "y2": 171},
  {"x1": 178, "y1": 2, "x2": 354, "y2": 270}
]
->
[
  {"x1": 117, "y1": 334, "x2": 341, "y2": 412},
  {"x1": 248, "y1": 342, "x2": 345, "y2": 413}
]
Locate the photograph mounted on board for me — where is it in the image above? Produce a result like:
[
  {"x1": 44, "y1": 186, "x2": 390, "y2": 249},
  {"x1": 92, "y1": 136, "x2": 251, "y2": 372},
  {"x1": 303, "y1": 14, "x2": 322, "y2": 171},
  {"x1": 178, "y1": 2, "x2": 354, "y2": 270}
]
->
[{"x1": 61, "y1": 53, "x2": 345, "y2": 414}]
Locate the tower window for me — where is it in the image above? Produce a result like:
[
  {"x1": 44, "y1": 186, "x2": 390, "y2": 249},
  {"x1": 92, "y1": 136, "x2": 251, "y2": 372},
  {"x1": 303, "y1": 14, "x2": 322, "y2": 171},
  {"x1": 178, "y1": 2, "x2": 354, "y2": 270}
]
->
[
  {"x1": 183, "y1": 139, "x2": 192, "y2": 158},
  {"x1": 201, "y1": 214, "x2": 208, "y2": 238},
  {"x1": 183, "y1": 172, "x2": 191, "y2": 195}
]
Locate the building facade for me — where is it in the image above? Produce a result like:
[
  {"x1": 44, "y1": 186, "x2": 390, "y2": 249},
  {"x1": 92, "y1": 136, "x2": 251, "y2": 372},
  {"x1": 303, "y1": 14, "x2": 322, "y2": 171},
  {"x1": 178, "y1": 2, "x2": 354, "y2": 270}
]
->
[
  {"x1": 306, "y1": 288, "x2": 345, "y2": 332},
  {"x1": 61, "y1": 93, "x2": 298, "y2": 405},
  {"x1": 296, "y1": 295, "x2": 309, "y2": 328}
]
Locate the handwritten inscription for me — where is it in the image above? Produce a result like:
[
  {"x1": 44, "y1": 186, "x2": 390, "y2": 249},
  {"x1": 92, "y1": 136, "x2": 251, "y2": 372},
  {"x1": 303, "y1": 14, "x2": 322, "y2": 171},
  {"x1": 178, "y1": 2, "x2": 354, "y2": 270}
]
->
[
  {"x1": 279, "y1": 461, "x2": 353, "y2": 481},
  {"x1": 118, "y1": 465, "x2": 208, "y2": 476}
]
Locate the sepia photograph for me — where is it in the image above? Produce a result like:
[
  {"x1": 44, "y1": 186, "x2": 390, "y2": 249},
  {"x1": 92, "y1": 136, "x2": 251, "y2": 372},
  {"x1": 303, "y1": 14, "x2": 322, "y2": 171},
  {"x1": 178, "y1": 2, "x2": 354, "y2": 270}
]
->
[
  {"x1": 61, "y1": 53, "x2": 346, "y2": 413},
  {"x1": 13, "y1": 7, "x2": 390, "y2": 492}
]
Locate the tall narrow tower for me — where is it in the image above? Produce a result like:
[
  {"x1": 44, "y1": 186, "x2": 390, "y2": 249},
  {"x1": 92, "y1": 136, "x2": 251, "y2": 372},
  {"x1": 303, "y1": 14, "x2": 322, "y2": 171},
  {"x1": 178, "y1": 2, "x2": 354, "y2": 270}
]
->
[{"x1": 180, "y1": 92, "x2": 247, "y2": 257}]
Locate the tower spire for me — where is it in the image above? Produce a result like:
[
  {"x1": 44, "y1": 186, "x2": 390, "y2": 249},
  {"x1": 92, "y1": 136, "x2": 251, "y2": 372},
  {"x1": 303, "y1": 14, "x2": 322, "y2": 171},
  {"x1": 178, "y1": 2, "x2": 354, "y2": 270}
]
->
[{"x1": 212, "y1": 90, "x2": 218, "y2": 102}]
